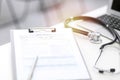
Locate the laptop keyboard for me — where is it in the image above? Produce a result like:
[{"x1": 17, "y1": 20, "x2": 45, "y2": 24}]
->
[{"x1": 97, "y1": 14, "x2": 120, "y2": 31}]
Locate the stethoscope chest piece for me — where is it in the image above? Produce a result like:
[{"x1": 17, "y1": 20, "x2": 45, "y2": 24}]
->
[{"x1": 88, "y1": 32, "x2": 102, "y2": 44}]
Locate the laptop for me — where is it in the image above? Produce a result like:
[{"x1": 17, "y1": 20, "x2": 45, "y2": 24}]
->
[{"x1": 97, "y1": 0, "x2": 120, "y2": 40}]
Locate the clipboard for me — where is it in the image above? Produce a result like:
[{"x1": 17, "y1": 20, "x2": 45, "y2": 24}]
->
[{"x1": 10, "y1": 28, "x2": 91, "y2": 80}]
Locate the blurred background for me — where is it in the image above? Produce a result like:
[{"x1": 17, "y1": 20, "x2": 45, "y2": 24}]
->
[{"x1": 0, "y1": 0, "x2": 108, "y2": 45}]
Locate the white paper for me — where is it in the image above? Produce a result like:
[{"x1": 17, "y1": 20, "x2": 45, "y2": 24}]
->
[{"x1": 11, "y1": 28, "x2": 90, "y2": 80}]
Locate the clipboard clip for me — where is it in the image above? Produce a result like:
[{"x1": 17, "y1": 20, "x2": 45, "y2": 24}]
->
[{"x1": 28, "y1": 28, "x2": 56, "y2": 33}]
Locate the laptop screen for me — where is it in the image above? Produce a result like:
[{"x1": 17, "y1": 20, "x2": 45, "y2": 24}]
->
[{"x1": 111, "y1": 0, "x2": 120, "y2": 12}]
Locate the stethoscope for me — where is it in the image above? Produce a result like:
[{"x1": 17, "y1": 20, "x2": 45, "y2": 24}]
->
[{"x1": 64, "y1": 16, "x2": 120, "y2": 74}]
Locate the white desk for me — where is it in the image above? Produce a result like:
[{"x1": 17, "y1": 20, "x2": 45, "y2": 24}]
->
[{"x1": 0, "y1": 6, "x2": 120, "y2": 80}]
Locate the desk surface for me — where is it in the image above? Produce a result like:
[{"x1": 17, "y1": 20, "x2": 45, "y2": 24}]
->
[{"x1": 1, "y1": 6, "x2": 120, "y2": 80}]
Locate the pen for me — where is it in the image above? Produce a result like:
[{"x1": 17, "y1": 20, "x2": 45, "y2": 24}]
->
[{"x1": 27, "y1": 56, "x2": 38, "y2": 80}]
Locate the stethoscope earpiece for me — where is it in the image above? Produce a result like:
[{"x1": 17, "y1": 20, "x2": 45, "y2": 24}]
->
[
  {"x1": 99, "y1": 70, "x2": 104, "y2": 74},
  {"x1": 110, "y1": 68, "x2": 116, "y2": 73},
  {"x1": 98, "y1": 68, "x2": 116, "y2": 74}
]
